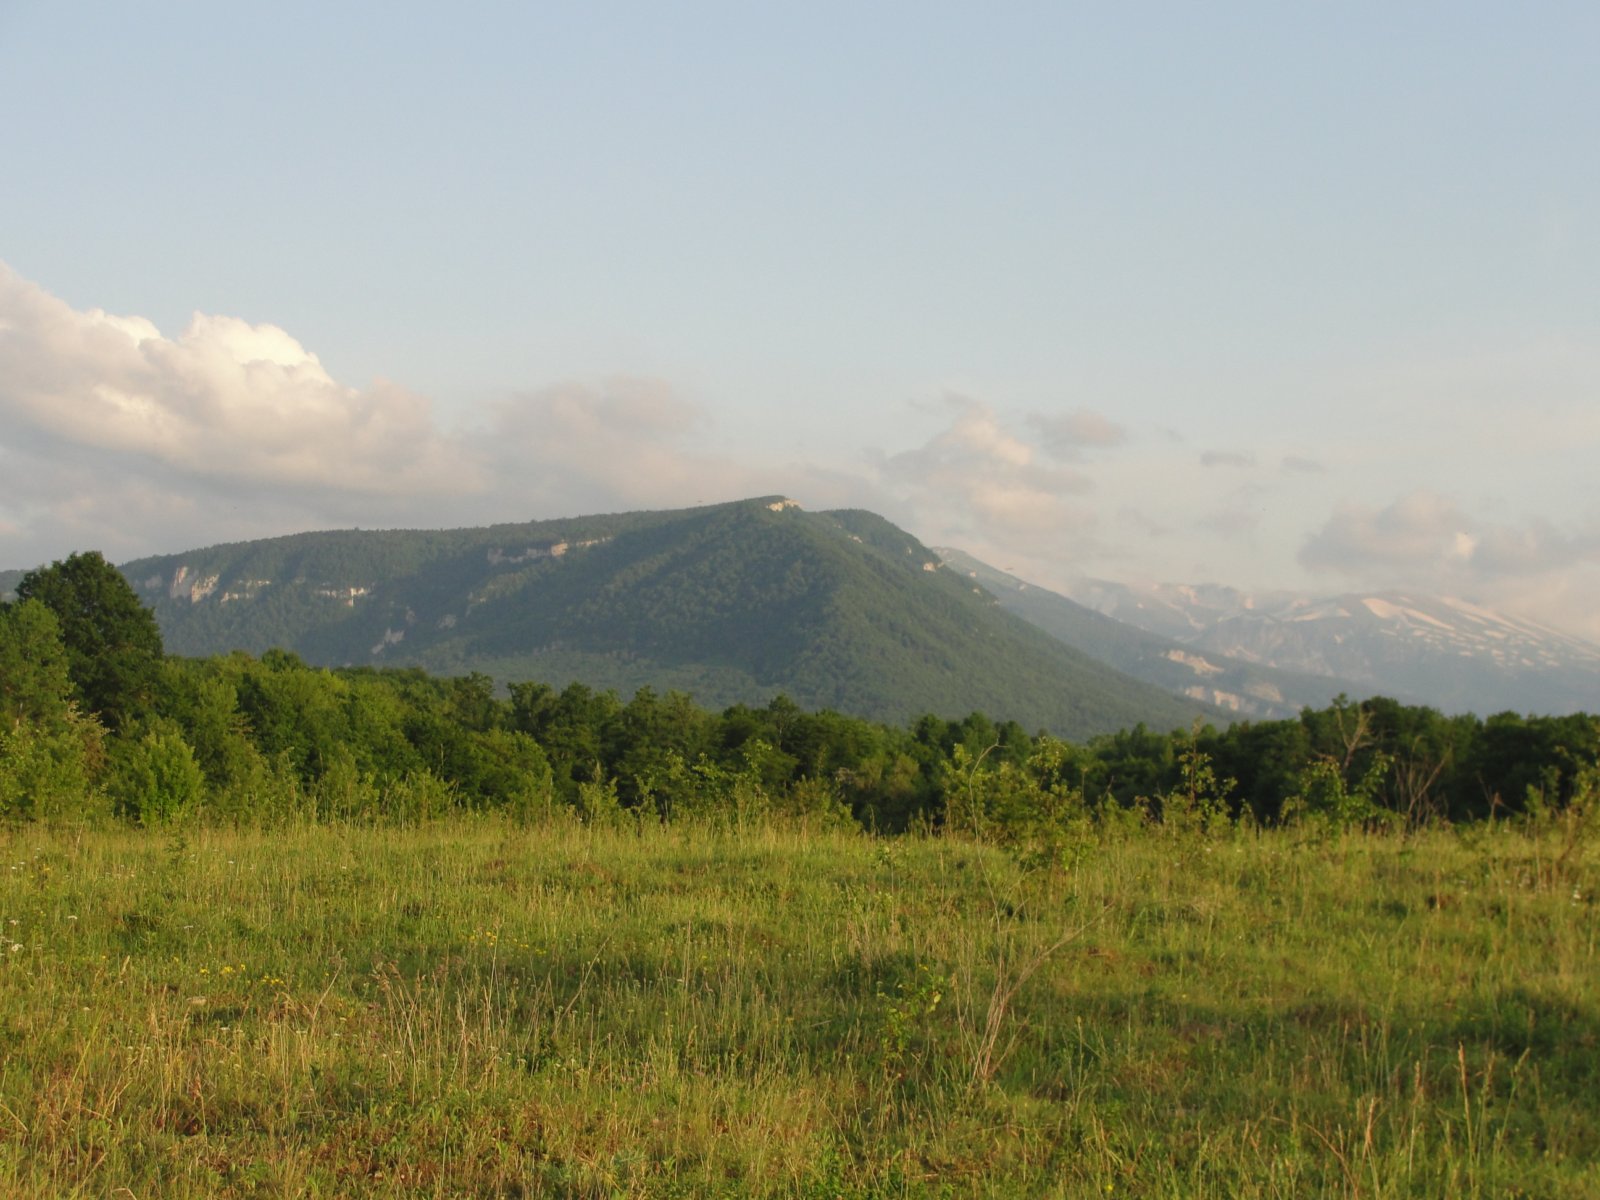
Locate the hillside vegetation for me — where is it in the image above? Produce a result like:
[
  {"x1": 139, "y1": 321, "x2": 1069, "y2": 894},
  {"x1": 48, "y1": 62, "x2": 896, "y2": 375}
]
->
[
  {"x1": 114, "y1": 498, "x2": 1211, "y2": 739},
  {"x1": 4, "y1": 548, "x2": 1599, "y2": 833}
]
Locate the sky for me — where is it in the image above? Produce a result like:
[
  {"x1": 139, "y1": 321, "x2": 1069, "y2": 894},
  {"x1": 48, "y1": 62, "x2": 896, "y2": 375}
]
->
[{"x1": 3, "y1": 2, "x2": 1598, "y2": 639}]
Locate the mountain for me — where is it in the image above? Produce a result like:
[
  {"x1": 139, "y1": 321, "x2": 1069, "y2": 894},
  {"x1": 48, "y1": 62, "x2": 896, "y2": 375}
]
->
[
  {"x1": 1056, "y1": 576, "x2": 1600, "y2": 716},
  {"x1": 934, "y1": 548, "x2": 1359, "y2": 719},
  {"x1": 106, "y1": 498, "x2": 1216, "y2": 738}
]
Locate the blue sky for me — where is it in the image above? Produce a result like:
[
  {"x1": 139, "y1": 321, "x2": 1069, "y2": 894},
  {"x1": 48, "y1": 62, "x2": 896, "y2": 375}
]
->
[{"x1": 3, "y1": 2, "x2": 1598, "y2": 638}]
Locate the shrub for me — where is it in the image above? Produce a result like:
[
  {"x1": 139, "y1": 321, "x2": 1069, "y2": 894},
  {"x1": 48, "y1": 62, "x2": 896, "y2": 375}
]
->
[{"x1": 108, "y1": 721, "x2": 206, "y2": 825}]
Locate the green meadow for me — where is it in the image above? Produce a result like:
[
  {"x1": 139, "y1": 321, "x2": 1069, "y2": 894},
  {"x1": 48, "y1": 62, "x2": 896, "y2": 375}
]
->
[{"x1": 2, "y1": 817, "x2": 1595, "y2": 1198}]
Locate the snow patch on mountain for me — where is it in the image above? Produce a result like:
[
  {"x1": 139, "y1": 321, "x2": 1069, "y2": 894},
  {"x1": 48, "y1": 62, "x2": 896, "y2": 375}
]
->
[{"x1": 1054, "y1": 577, "x2": 1600, "y2": 715}]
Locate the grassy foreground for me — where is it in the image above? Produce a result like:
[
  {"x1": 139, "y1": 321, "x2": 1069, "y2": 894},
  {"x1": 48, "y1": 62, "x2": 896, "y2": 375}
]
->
[{"x1": 1, "y1": 819, "x2": 1595, "y2": 1198}]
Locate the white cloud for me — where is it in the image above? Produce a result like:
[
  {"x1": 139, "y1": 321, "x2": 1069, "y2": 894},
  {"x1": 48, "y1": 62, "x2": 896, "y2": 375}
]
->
[
  {"x1": 478, "y1": 377, "x2": 854, "y2": 516},
  {"x1": 1299, "y1": 490, "x2": 1600, "y2": 640},
  {"x1": 0, "y1": 263, "x2": 883, "y2": 566},
  {"x1": 864, "y1": 395, "x2": 1100, "y2": 579},
  {"x1": 1200, "y1": 450, "x2": 1255, "y2": 469},
  {"x1": 0, "y1": 264, "x2": 479, "y2": 497},
  {"x1": 1027, "y1": 409, "x2": 1127, "y2": 457},
  {"x1": 1300, "y1": 491, "x2": 1470, "y2": 573},
  {"x1": 877, "y1": 396, "x2": 1097, "y2": 545},
  {"x1": 1298, "y1": 491, "x2": 1600, "y2": 582},
  {"x1": 6, "y1": 262, "x2": 1599, "y2": 644}
]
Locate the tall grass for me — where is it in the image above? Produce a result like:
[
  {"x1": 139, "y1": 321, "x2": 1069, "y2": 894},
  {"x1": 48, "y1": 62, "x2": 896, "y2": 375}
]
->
[{"x1": 0, "y1": 817, "x2": 1594, "y2": 1197}]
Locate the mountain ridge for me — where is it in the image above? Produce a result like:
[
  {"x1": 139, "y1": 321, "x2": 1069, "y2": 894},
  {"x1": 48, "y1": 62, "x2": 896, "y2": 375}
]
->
[
  {"x1": 1051, "y1": 573, "x2": 1600, "y2": 716},
  {"x1": 96, "y1": 497, "x2": 1219, "y2": 739},
  {"x1": 933, "y1": 547, "x2": 1364, "y2": 719}
]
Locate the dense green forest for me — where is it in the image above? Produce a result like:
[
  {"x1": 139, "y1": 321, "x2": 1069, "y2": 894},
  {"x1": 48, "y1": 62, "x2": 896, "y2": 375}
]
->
[{"x1": 2, "y1": 550, "x2": 1597, "y2": 834}]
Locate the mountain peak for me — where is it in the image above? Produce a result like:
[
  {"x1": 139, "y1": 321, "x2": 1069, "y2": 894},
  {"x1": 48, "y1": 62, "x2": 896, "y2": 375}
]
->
[{"x1": 115, "y1": 502, "x2": 1217, "y2": 738}]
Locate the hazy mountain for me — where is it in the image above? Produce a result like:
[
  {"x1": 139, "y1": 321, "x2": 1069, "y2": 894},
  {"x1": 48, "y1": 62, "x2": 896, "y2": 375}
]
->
[
  {"x1": 934, "y1": 548, "x2": 1359, "y2": 719},
  {"x1": 1056, "y1": 576, "x2": 1600, "y2": 716},
  {"x1": 107, "y1": 498, "x2": 1216, "y2": 738}
]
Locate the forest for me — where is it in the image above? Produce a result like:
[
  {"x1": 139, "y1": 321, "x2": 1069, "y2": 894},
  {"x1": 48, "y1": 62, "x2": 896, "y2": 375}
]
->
[{"x1": 4, "y1": 551, "x2": 1596, "y2": 837}]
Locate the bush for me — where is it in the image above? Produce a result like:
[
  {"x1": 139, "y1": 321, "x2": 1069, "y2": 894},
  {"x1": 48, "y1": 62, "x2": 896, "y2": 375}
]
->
[
  {"x1": 0, "y1": 715, "x2": 105, "y2": 823},
  {"x1": 108, "y1": 721, "x2": 206, "y2": 825}
]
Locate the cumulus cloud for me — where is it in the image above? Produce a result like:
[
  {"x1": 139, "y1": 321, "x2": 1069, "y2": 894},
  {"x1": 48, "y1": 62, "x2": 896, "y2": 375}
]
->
[
  {"x1": 1298, "y1": 491, "x2": 1600, "y2": 581},
  {"x1": 11, "y1": 263, "x2": 1595, "y2": 642},
  {"x1": 0, "y1": 263, "x2": 884, "y2": 567},
  {"x1": 1027, "y1": 409, "x2": 1127, "y2": 458},
  {"x1": 1300, "y1": 491, "x2": 1472, "y2": 572},
  {"x1": 1299, "y1": 490, "x2": 1600, "y2": 638},
  {"x1": 1196, "y1": 507, "x2": 1260, "y2": 538},
  {"x1": 476, "y1": 377, "x2": 873, "y2": 517},
  {"x1": 0, "y1": 265, "x2": 479, "y2": 497},
  {"x1": 1200, "y1": 450, "x2": 1255, "y2": 469},
  {"x1": 877, "y1": 396, "x2": 1098, "y2": 546}
]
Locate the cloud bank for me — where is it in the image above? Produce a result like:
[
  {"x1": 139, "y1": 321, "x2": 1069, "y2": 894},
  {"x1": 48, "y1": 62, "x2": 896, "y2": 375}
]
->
[
  {"x1": 0, "y1": 267, "x2": 1128, "y2": 605},
  {"x1": 1300, "y1": 491, "x2": 1600, "y2": 582},
  {"x1": 0, "y1": 267, "x2": 476, "y2": 497},
  {"x1": 880, "y1": 396, "x2": 1096, "y2": 542},
  {"x1": 1300, "y1": 491, "x2": 1600, "y2": 638},
  {"x1": 0, "y1": 263, "x2": 856, "y2": 562}
]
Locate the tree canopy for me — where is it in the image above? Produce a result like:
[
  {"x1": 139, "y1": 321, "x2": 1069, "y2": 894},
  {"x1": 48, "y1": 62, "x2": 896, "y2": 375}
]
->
[{"x1": 16, "y1": 550, "x2": 164, "y2": 730}]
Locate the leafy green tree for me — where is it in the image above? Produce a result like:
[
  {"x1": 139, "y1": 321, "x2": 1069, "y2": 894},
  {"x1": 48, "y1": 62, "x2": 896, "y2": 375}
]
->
[
  {"x1": 446, "y1": 672, "x2": 500, "y2": 733},
  {"x1": 0, "y1": 598, "x2": 106, "y2": 821},
  {"x1": 234, "y1": 653, "x2": 354, "y2": 781},
  {"x1": 607, "y1": 687, "x2": 713, "y2": 807},
  {"x1": 0, "y1": 599, "x2": 77, "y2": 730},
  {"x1": 342, "y1": 674, "x2": 424, "y2": 780},
  {"x1": 509, "y1": 681, "x2": 621, "y2": 801},
  {"x1": 16, "y1": 551, "x2": 164, "y2": 731},
  {"x1": 1084, "y1": 723, "x2": 1174, "y2": 806},
  {"x1": 1157, "y1": 732, "x2": 1235, "y2": 838},
  {"x1": 155, "y1": 658, "x2": 271, "y2": 814}
]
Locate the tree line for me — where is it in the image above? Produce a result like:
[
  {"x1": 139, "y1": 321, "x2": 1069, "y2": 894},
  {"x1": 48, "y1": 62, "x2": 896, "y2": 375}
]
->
[{"x1": 3, "y1": 551, "x2": 1596, "y2": 835}]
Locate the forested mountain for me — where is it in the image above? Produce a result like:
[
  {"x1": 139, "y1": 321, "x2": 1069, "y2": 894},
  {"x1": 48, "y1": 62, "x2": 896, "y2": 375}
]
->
[
  {"x1": 110, "y1": 498, "x2": 1214, "y2": 739},
  {"x1": 935, "y1": 548, "x2": 1360, "y2": 719}
]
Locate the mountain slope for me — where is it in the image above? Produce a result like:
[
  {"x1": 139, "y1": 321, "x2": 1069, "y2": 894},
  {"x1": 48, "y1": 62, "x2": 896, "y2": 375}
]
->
[
  {"x1": 934, "y1": 548, "x2": 1359, "y2": 718},
  {"x1": 1060, "y1": 577, "x2": 1600, "y2": 716},
  {"x1": 113, "y1": 498, "x2": 1216, "y2": 738}
]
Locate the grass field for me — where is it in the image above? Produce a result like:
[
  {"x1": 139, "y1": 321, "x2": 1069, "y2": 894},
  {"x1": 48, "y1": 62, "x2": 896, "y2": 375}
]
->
[{"x1": 1, "y1": 817, "x2": 1595, "y2": 1198}]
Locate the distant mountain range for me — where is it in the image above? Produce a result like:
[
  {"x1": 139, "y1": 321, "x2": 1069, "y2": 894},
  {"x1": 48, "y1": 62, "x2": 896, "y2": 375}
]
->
[
  {"x1": 7, "y1": 496, "x2": 1595, "y2": 725},
  {"x1": 54, "y1": 498, "x2": 1214, "y2": 739},
  {"x1": 1025, "y1": 571, "x2": 1600, "y2": 717},
  {"x1": 934, "y1": 549, "x2": 1359, "y2": 720}
]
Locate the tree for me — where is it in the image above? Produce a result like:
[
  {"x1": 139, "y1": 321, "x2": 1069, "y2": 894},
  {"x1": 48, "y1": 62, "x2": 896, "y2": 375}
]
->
[
  {"x1": 0, "y1": 598, "x2": 105, "y2": 821},
  {"x1": 0, "y1": 598, "x2": 77, "y2": 730},
  {"x1": 16, "y1": 551, "x2": 164, "y2": 731}
]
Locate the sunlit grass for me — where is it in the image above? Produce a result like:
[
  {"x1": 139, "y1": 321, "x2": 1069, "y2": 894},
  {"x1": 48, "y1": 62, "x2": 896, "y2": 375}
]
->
[{"x1": 0, "y1": 818, "x2": 1595, "y2": 1197}]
